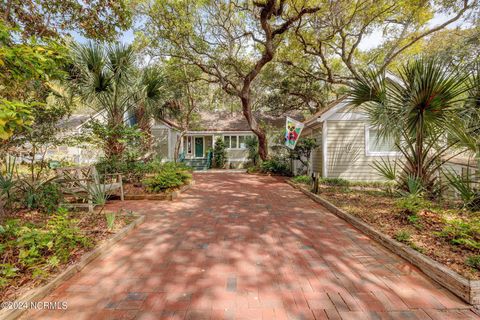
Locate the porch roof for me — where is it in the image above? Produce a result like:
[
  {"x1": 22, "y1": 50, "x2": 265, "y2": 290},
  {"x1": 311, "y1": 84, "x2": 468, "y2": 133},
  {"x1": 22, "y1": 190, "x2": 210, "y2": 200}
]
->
[{"x1": 191, "y1": 110, "x2": 304, "y2": 132}]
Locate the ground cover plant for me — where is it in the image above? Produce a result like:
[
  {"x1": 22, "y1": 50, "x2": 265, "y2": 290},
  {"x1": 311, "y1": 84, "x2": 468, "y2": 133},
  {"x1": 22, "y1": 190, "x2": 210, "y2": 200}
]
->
[{"x1": 0, "y1": 207, "x2": 135, "y2": 301}]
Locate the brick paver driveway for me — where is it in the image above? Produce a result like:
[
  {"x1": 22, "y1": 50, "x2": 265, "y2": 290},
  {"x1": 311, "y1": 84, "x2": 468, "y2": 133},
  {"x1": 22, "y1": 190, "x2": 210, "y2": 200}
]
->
[{"x1": 27, "y1": 173, "x2": 478, "y2": 320}]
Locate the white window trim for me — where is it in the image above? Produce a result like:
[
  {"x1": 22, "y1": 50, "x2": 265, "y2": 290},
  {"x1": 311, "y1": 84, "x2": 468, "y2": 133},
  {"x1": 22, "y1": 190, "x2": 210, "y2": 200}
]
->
[
  {"x1": 223, "y1": 134, "x2": 252, "y2": 150},
  {"x1": 364, "y1": 125, "x2": 401, "y2": 157}
]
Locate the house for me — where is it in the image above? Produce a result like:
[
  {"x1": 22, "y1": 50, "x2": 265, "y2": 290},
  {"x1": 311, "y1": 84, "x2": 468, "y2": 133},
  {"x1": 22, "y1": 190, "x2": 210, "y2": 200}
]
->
[
  {"x1": 302, "y1": 97, "x2": 478, "y2": 182},
  {"x1": 301, "y1": 97, "x2": 402, "y2": 181},
  {"x1": 152, "y1": 111, "x2": 302, "y2": 169}
]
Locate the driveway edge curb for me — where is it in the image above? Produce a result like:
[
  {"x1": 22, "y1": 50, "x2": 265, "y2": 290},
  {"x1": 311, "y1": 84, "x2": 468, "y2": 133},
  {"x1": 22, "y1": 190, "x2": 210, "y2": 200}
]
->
[{"x1": 286, "y1": 180, "x2": 480, "y2": 306}]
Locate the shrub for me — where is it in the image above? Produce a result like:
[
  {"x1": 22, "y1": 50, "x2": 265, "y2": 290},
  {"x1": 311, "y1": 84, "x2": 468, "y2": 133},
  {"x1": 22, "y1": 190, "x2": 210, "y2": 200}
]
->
[
  {"x1": 36, "y1": 182, "x2": 63, "y2": 214},
  {"x1": 260, "y1": 157, "x2": 290, "y2": 175},
  {"x1": 46, "y1": 208, "x2": 91, "y2": 262},
  {"x1": 143, "y1": 165, "x2": 192, "y2": 192},
  {"x1": 394, "y1": 229, "x2": 411, "y2": 243},
  {"x1": 96, "y1": 156, "x2": 148, "y2": 183},
  {"x1": 319, "y1": 178, "x2": 349, "y2": 187},
  {"x1": 246, "y1": 166, "x2": 259, "y2": 174},
  {"x1": 0, "y1": 208, "x2": 91, "y2": 286},
  {"x1": 395, "y1": 195, "x2": 430, "y2": 216},
  {"x1": 19, "y1": 178, "x2": 63, "y2": 214},
  {"x1": 466, "y1": 255, "x2": 480, "y2": 270},
  {"x1": 292, "y1": 175, "x2": 312, "y2": 185},
  {"x1": 213, "y1": 138, "x2": 227, "y2": 168},
  {"x1": 245, "y1": 136, "x2": 260, "y2": 166},
  {"x1": 437, "y1": 218, "x2": 480, "y2": 250}
]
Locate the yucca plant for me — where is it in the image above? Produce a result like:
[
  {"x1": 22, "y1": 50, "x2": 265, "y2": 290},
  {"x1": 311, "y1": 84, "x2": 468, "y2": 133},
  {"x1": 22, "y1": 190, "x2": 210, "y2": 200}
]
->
[
  {"x1": 350, "y1": 58, "x2": 469, "y2": 194},
  {"x1": 371, "y1": 158, "x2": 397, "y2": 181},
  {"x1": 371, "y1": 157, "x2": 397, "y2": 195},
  {"x1": 444, "y1": 169, "x2": 480, "y2": 211}
]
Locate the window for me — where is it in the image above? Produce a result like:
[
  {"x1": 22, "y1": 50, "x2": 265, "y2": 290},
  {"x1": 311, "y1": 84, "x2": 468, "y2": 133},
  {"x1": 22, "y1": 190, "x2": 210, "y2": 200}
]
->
[
  {"x1": 365, "y1": 126, "x2": 399, "y2": 156},
  {"x1": 224, "y1": 135, "x2": 250, "y2": 149},
  {"x1": 224, "y1": 136, "x2": 230, "y2": 147},
  {"x1": 239, "y1": 136, "x2": 246, "y2": 149}
]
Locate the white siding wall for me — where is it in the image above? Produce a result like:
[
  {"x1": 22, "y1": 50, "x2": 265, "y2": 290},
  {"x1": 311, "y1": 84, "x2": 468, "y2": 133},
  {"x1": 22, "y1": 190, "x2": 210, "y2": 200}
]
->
[
  {"x1": 151, "y1": 127, "x2": 170, "y2": 160},
  {"x1": 326, "y1": 120, "x2": 400, "y2": 181}
]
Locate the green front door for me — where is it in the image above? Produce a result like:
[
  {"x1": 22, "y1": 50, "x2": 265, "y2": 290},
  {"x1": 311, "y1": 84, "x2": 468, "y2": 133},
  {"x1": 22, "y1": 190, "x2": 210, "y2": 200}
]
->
[{"x1": 195, "y1": 137, "x2": 204, "y2": 158}]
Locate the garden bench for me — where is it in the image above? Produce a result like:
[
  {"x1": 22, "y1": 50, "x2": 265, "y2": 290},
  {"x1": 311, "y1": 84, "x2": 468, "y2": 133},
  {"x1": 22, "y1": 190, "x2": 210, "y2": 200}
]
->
[{"x1": 55, "y1": 165, "x2": 124, "y2": 212}]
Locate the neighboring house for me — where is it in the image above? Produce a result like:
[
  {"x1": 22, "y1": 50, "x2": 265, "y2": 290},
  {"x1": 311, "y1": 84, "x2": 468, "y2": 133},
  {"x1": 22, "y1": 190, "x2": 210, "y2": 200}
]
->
[
  {"x1": 302, "y1": 97, "x2": 478, "y2": 182},
  {"x1": 302, "y1": 97, "x2": 401, "y2": 181},
  {"x1": 14, "y1": 113, "x2": 104, "y2": 165},
  {"x1": 152, "y1": 111, "x2": 302, "y2": 169}
]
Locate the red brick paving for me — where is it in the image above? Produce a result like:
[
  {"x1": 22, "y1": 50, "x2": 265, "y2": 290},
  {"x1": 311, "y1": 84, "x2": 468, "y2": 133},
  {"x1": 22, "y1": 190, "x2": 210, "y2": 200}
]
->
[{"x1": 23, "y1": 173, "x2": 479, "y2": 319}]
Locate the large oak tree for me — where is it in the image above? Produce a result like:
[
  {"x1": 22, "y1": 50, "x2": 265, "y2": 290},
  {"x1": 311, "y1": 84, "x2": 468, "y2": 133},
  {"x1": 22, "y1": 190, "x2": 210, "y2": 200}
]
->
[
  {"x1": 1, "y1": 0, "x2": 132, "y2": 39},
  {"x1": 289, "y1": 0, "x2": 478, "y2": 85},
  {"x1": 138, "y1": 0, "x2": 322, "y2": 160}
]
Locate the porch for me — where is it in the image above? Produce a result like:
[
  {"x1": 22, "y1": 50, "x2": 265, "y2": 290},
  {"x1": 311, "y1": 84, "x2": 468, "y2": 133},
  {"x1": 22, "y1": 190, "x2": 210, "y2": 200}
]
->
[
  {"x1": 182, "y1": 134, "x2": 214, "y2": 159},
  {"x1": 181, "y1": 134, "x2": 213, "y2": 170}
]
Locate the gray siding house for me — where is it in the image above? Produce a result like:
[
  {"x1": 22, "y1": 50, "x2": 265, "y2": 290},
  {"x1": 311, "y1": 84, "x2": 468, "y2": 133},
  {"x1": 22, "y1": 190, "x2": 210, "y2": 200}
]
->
[
  {"x1": 152, "y1": 112, "x2": 257, "y2": 168},
  {"x1": 302, "y1": 98, "x2": 401, "y2": 181},
  {"x1": 153, "y1": 111, "x2": 303, "y2": 168},
  {"x1": 302, "y1": 98, "x2": 478, "y2": 182}
]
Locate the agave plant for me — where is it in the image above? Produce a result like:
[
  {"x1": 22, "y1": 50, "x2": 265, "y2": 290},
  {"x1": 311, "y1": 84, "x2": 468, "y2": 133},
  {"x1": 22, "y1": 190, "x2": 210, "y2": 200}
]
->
[{"x1": 350, "y1": 58, "x2": 469, "y2": 194}]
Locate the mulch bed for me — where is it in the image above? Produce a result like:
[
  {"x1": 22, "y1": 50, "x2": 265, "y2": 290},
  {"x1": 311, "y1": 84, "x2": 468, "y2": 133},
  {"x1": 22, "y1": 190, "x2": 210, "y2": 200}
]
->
[
  {"x1": 0, "y1": 209, "x2": 135, "y2": 301},
  {"x1": 123, "y1": 183, "x2": 154, "y2": 195},
  {"x1": 122, "y1": 181, "x2": 192, "y2": 200},
  {"x1": 313, "y1": 184, "x2": 480, "y2": 280}
]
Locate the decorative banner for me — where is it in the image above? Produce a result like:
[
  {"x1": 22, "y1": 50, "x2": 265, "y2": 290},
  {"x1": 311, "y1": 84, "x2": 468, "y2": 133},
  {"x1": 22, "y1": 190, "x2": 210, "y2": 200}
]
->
[{"x1": 285, "y1": 116, "x2": 304, "y2": 150}]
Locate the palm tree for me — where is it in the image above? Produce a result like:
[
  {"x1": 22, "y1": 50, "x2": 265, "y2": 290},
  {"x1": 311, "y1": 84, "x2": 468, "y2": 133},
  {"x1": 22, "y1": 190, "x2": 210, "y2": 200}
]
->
[
  {"x1": 349, "y1": 58, "x2": 468, "y2": 193},
  {"x1": 71, "y1": 42, "x2": 168, "y2": 157},
  {"x1": 133, "y1": 66, "x2": 168, "y2": 153},
  {"x1": 71, "y1": 42, "x2": 136, "y2": 158}
]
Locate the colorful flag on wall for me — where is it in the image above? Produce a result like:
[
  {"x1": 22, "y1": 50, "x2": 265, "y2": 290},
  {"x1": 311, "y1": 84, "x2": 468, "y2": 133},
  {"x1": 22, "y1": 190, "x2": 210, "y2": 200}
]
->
[{"x1": 285, "y1": 116, "x2": 304, "y2": 150}]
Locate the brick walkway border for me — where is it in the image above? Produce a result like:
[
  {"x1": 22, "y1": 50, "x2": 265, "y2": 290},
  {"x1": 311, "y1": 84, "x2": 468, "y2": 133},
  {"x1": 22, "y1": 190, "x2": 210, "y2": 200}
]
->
[{"x1": 21, "y1": 173, "x2": 480, "y2": 320}]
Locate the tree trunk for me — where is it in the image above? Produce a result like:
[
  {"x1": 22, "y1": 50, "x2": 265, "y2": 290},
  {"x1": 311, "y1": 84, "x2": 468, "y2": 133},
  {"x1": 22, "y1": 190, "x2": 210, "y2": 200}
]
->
[
  {"x1": 174, "y1": 131, "x2": 186, "y2": 163},
  {"x1": 240, "y1": 95, "x2": 268, "y2": 160},
  {"x1": 105, "y1": 134, "x2": 125, "y2": 158},
  {"x1": 135, "y1": 103, "x2": 152, "y2": 154},
  {"x1": 106, "y1": 111, "x2": 125, "y2": 159}
]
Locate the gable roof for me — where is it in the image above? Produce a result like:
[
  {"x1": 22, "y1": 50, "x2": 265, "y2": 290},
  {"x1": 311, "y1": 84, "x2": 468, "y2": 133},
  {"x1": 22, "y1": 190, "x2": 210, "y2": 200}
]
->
[
  {"x1": 303, "y1": 96, "x2": 350, "y2": 127},
  {"x1": 156, "y1": 118, "x2": 183, "y2": 131},
  {"x1": 191, "y1": 110, "x2": 304, "y2": 132}
]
